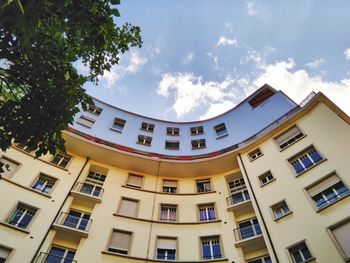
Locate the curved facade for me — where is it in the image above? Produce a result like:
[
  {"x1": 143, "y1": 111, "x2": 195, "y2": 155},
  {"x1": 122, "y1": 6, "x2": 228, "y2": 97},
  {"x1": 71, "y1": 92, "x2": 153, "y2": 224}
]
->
[{"x1": 1, "y1": 84, "x2": 350, "y2": 263}]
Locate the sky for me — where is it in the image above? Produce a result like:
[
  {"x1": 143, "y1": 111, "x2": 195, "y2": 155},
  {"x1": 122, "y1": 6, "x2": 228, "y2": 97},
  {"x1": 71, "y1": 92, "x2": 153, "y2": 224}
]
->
[{"x1": 83, "y1": 0, "x2": 350, "y2": 121}]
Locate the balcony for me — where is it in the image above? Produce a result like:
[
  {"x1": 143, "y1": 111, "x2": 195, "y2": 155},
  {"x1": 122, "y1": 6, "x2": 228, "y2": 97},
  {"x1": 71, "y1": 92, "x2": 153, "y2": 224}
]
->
[
  {"x1": 226, "y1": 189, "x2": 253, "y2": 215},
  {"x1": 70, "y1": 182, "x2": 104, "y2": 204},
  {"x1": 35, "y1": 252, "x2": 77, "y2": 263},
  {"x1": 53, "y1": 212, "x2": 92, "y2": 238},
  {"x1": 233, "y1": 223, "x2": 265, "y2": 252}
]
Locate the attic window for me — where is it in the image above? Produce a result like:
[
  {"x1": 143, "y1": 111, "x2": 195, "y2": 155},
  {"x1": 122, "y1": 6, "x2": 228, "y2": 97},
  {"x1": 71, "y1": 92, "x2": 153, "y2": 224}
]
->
[{"x1": 248, "y1": 88, "x2": 275, "y2": 108}]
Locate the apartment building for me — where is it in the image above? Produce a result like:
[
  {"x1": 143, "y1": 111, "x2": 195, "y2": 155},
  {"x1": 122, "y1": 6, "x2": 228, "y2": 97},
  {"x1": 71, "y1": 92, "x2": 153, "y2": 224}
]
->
[{"x1": 0, "y1": 84, "x2": 349, "y2": 263}]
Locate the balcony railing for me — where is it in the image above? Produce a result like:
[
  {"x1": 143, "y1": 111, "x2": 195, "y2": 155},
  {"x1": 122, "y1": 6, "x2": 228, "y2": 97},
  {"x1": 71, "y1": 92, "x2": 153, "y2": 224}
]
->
[
  {"x1": 233, "y1": 223, "x2": 262, "y2": 242},
  {"x1": 227, "y1": 189, "x2": 251, "y2": 206},
  {"x1": 55, "y1": 212, "x2": 92, "y2": 233},
  {"x1": 72, "y1": 182, "x2": 104, "y2": 198},
  {"x1": 36, "y1": 252, "x2": 77, "y2": 263}
]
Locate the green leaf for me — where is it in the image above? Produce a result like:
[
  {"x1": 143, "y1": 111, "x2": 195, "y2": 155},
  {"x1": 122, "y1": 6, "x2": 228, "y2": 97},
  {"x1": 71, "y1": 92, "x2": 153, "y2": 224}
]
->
[{"x1": 64, "y1": 71, "x2": 70, "y2": 80}]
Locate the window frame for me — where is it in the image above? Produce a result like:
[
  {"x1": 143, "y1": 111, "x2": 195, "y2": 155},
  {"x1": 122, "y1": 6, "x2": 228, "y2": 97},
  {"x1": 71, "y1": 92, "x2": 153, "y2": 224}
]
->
[
  {"x1": 46, "y1": 245, "x2": 76, "y2": 263},
  {"x1": 248, "y1": 148, "x2": 263, "y2": 161},
  {"x1": 165, "y1": 140, "x2": 180, "y2": 150},
  {"x1": 274, "y1": 125, "x2": 305, "y2": 151},
  {"x1": 288, "y1": 145, "x2": 325, "y2": 176},
  {"x1": 327, "y1": 216, "x2": 350, "y2": 262},
  {"x1": 0, "y1": 155, "x2": 21, "y2": 179},
  {"x1": 111, "y1": 117, "x2": 126, "y2": 133},
  {"x1": 140, "y1": 122, "x2": 155, "y2": 132},
  {"x1": 196, "y1": 179, "x2": 212, "y2": 193},
  {"x1": 166, "y1": 127, "x2": 180, "y2": 136},
  {"x1": 191, "y1": 139, "x2": 206, "y2": 150},
  {"x1": 200, "y1": 235, "x2": 223, "y2": 260},
  {"x1": 190, "y1": 126, "x2": 204, "y2": 136},
  {"x1": 258, "y1": 171, "x2": 276, "y2": 187},
  {"x1": 197, "y1": 203, "x2": 217, "y2": 222},
  {"x1": 159, "y1": 204, "x2": 178, "y2": 222},
  {"x1": 76, "y1": 114, "x2": 95, "y2": 128},
  {"x1": 50, "y1": 152, "x2": 72, "y2": 169},
  {"x1": 126, "y1": 173, "x2": 144, "y2": 189},
  {"x1": 214, "y1": 123, "x2": 228, "y2": 139},
  {"x1": 270, "y1": 200, "x2": 292, "y2": 221},
  {"x1": 247, "y1": 255, "x2": 272, "y2": 263},
  {"x1": 156, "y1": 236, "x2": 177, "y2": 261},
  {"x1": 304, "y1": 171, "x2": 350, "y2": 212},
  {"x1": 5, "y1": 202, "x2": 38, "y2": 230},
  {"x1": 137, "y1": 135, "x2": 152, "y2": 146},
  {"x1": 117, "y1": 197, "x2": 139, "y2": 218},
  {"x1": 87, "y1": 104, "x2": 103, "y2": 116},
  {"x1": 31, "y1": 173, "x2": 58, "y2": 195},
  {"x1": 162, "y1": 179, "x2": 178, "y2": 194},
  {"x1": 0, "y1": 244, "x2": 13, "y2": 263},
  {"x1": 107, "y1": 229, "x2": 133, "y2": 255},
  {"x1": 286, "y1": 240, "x2": 314, "y2": 263}
]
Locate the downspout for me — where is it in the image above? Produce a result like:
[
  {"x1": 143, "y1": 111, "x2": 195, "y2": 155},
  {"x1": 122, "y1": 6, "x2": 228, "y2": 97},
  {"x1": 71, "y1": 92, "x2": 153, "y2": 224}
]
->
[
  {"x1": 238, "y1": 154, "x2": 279, "y2": 263},
  {"x1": 145, "y1": 160, "x2": 161, "y2": 262},
  {"x1": 31, "y1": 157, "x2": 89, "y2": 263}
]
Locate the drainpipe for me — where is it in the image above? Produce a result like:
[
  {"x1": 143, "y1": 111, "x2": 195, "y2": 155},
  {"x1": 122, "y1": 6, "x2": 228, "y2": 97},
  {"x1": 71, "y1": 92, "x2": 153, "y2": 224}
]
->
[
  {"x1": 31, "y1": 157, "x2": 89, "y2": 263},
  {"x1": 238, "y1": 154, "x2": 279, "y2": 263}
]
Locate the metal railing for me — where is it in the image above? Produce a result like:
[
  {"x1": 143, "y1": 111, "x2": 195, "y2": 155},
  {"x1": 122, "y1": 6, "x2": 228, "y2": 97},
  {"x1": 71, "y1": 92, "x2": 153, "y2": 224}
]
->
[
  {"x1": 72, "y1": 182, "x2": 104, "y2": 198},
  {"x1": 55, "y1": 212, "x2": 92, "y2": 232},
  {"x1": 233, "y1": 224, "x2": 262, "y2": 241},
  {"x1": 226, "y1": 189, "x2": 251, "y2": 206},
  {"x1": 35, "y1": 252, "x2": 77, "y2": 263}
]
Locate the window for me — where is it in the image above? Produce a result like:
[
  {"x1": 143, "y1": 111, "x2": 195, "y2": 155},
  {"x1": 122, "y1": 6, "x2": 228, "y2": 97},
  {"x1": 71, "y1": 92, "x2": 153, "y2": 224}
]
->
[
  {"x1": 289, "y1": 146, "x2": 323, "y2": 174},
  {"x1": 271, "y1": 200, "x2": 291, "y2": 220},
  {"x1": 201, "y1": 236, "x2": 222, "y2": 259},
  {"x1": 248, "y1": 87, "x2": 275, "y2": 108},
  {"x1": 191, "y1": 139, "x2": 206, "y2": 149},
  {"x1": 141, "y1": 122, "x2": 155, "y2": 132},
  {"x1": 15, "y1": 143, "x2": 35, "y2": 153},
  {"x1": 329, "y1": 219, "x2": 350, "y2": 260},
  {"x1": 165, "y1": 140, "x2": 179, "y2": 150},
  {"x1": 198, "y1": 204, "x2": 216, "y2": 221},
  {"x1": 80, "y1": 170, "x2": 106, "y2": 197},
  {"x1": 111, "y1": 118, "x2": 126, "y2": 132},
  {"x1": 190, "y1": 126, "x2": 204, "y2": 135},
  {"x1": 118, "y1": 198, "x2": 138, "y2": 217},
  {"x1": 236, "y1": 218, "x2": 261, "y2": 240},
  {"x1": 288, "y1": 241, "x2": 313, "y2": 263},
  {"x1": 259, "y1": 171, "x2": 275, "y2": 186},
  {"x1": 196, "y1": 179, "x2": 211, "y2": 192},
  {"x1": 249, "y1": 148, "x2": 263, "y2": 161},
  {"x1": 163, "y1": 180, "x2": 177, "y2": 193},
  {"x1": 306, "y1": 174, "x2": 349, "y2": 210},
  {"x1": 77, "y1": 115, "x2": 95, "y2": 128},
  {"x1": 126, "y1": 174, "x2": 143, "y2": 188},
  {"x1": 228, "y1": 178, "x2": 246, "y2": 192},
  {"x1": 108, "y1": 230, "x2": 132, "y2": 255},
  {"x1": 156, "y1": 237, "x2": 177, "y2": 260},
  {"x1": 51, "y1": 153, "x2": 72, "y2": 168},
  {"x1": 214, "y1": 123, "x2": 228, "y2": 138},
  {"x1": 248, "y1": 255, "x2": 272, "y2": 263},
  {"x1": 230, "y1": 189, "x2": 250, "y2": 205},
  {"x1": 5, "y1": 203, "x2": 37, "y2": 229},
  {"x1": 32, "y1": 174, "x2": 57, "y2": 194},
  {"x1": 137, "y1": 135, "x2": 152, "y2": 146},
  {"x1": 87, "y1": 105, "x2": 103, "y2": 116},
  {"x1": 275, "y1": 126, "x2": 304, "y2": 150},
  {"x1": 0, "y1": 157, "x2": 19, "y2": 179},
  {"x1": 166, "y1": 127, "x2": 180, "y2": 136},
  {"x1": 160, "y1": 205, "x2": 177, "y2": 221},
  {"x1": 62, "y1": 210, "x2": 91, "y2": 231},
  {"x1": 45, "y1": 246, "x2": 76, "y2": 263},
  {"x1": 0, "y1": 246, "x2": 12, "y2": 263}
]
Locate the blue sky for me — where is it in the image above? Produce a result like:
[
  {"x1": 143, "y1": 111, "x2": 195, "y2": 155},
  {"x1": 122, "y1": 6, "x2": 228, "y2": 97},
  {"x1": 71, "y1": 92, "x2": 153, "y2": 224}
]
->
[{"x1": 83, "y1": 0, "x2": 350, "y2": 121}]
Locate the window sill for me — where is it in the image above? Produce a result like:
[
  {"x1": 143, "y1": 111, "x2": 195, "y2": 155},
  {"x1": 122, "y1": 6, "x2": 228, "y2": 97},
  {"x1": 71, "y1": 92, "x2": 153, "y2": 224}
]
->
[
  {"x1": 76, "y1": 122, "x2": 93, "y2": 129},
  {"x1": 110, "y1": 127, "x2": 123, "y2": 133},
  {"x1": 260, "y1": 178, "x2": 276, "y2": 187},
  {"x1": 215, "y1": 133, "x2": 228, "y2": 140},
  {"x1": 192, "y1": 146, "x2": 207, "y2": 150},
  {"x1": 316, "y1": 193, "x2": 350, "y2": 213},
  {"x1": 136, "y1": 142, "x2": 151, "y2": 147},
  {"x1": 294, "y1": 158, "x2": 327, "y2": 177},
  {"x1": 299, "y1": 257, "x2": 316, "y2": 263},
  {"x1": 273, "y1": 211, "x2": 293, "y2": 222},
  {"x1": 0, "y1": 222, "x2": 30, "y2": 234},
  {"x1": 165, "y1": 147, "x2": 179, "y2": 150}
]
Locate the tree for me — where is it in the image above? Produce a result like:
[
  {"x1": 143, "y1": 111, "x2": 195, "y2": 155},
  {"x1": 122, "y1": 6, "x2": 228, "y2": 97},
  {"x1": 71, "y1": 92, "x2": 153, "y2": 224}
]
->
[{"x1": 0, "y1": 0, "x2": 142, "y2": 174}]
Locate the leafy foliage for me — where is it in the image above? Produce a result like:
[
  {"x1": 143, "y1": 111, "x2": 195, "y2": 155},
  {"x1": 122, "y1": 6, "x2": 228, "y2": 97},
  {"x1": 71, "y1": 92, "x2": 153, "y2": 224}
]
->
[{"x1": 0, "y1": 0, "x2": 142, "y2": 174}]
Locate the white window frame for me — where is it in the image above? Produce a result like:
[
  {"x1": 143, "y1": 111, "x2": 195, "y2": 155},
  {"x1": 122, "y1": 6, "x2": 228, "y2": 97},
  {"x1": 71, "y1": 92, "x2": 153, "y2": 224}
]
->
[
  {"x1": 258, "y1": 171, "x2": 275, "y2": 187},
  {"x1": 249, "y1": 148, "x2": 263, "y2": 161},
  {"x1": 201, "y1": 236, "x2": 222, "y2": 260},
  {"x1": 141, "y1": 122, "x2": 155, "y2": 132},
  {"x1": 5, "y1": 203, "x2": 37, "y2": 230},
  {"x1": 46, "y1": 246, "x2": 76, "y2": 263},
  {"x1": 190, "y1": 126, "x2": 204, "y2": 135},
  {"x1": 160, "y1": 205, "x2": 177, "y2": 221},
  {"x1": 288, "y1": 146, "x2": 324, "y2": 175},
  {"x1": 50, "y1": 152, "x2": 72, "y2": 168},
  {"x1": 270, "y1": 200, "x2": 291, "y2": 220},
  {"x1": 137, "y1": 135, "x2": 152, "y2": 146},
  {"x1": 166, "y1": 127, "x2": 180, "y2": 136},
  {"x1": 31, "y1": 174, "x2": 57, "y2": 194},
  {"x1": 196, "y1": 179, "x2": 212, "y2": 192},
  {"x1": 191, "y1": 139, "x2": 206, "y2": 149},
  {"x1": 287, "y1": 240, "x2": 314, "y2": 263},
  {"x1": 198, "y1": 204, "x2": 216, "y2": 221},
  {"x1": 111, "y1": 118, "x2": 126, "y2": 132},
  {"x1": 274, "y1": 125, "x2": 305, "y2": 150},
  {"x1": 87, "y1": 105, "x2": 103, "y2": 116},
  {"x1": 214, "y1": 123, "x2": 228, "y2": 138}
]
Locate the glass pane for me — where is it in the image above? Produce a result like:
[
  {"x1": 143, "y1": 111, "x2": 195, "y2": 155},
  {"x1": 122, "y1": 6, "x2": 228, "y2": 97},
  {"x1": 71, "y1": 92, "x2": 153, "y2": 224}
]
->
[
  {"x1": 301, "y1": 246, "x2": 312, "y2": 260},
  {"x1": 292, "y1": 162, "x2": 304, "y2": 173},
  {"x1": 212, "y1": 244, "x2": 221, "y2": 259},
  {"x1": 208, "y1": 209, "x2": 216, "y2": 220},
  {"x1": 202, "y1": 245, "x2": 211, "y2": 259},
  {"x1": 301, "y1": 157, "x2": 313, "y2": 169},
  {"x1": 310, "y1": 150, "x2": 322, "y2": 163},
  {"x1": 292, "y1": 251, "x2": 303, "y2": 263},
  {"x1": 157, "y1": 249, "x2": 166, "y2": 259}
]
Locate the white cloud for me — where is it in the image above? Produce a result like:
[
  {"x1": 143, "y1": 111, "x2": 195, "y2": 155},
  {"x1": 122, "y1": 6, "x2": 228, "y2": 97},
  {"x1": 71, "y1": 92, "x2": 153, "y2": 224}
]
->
[
  {"x1": 101, "y1": 50, "x2": 147, "y2": 88},
  {"x1": 199, "y1": 101, "x2": 235, "y2": 120},
  {"x1": 206, "y1": 52, "x2": 220, "y2": 71},
  {"x1": 240, "y1": 48, "x2": 265, "y2": 69},
  {"x1": 344, "y1": 48, "x2": 350, "y2": 60},
  {"x1": 247, "y1": 1, "x2": 259, "y2": 16},
  {"x1": 216, "y1": 36, "x2": 238, "y2": 47},
  {"x1": 253, "y1": 59, "x2": 350, "y2": 115},
  {"x1": 304, "y1": 58, "x2": 325, "y2": 69},
  {"x1": 157, "y1": 73, "x2": 235, "y2": 117},
  {"x1": 182, "y1": 52, "x2": 194, "y2": 64},
  {"x1": 223, "y1": 21, "x2": 234, "y2": 31}
]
